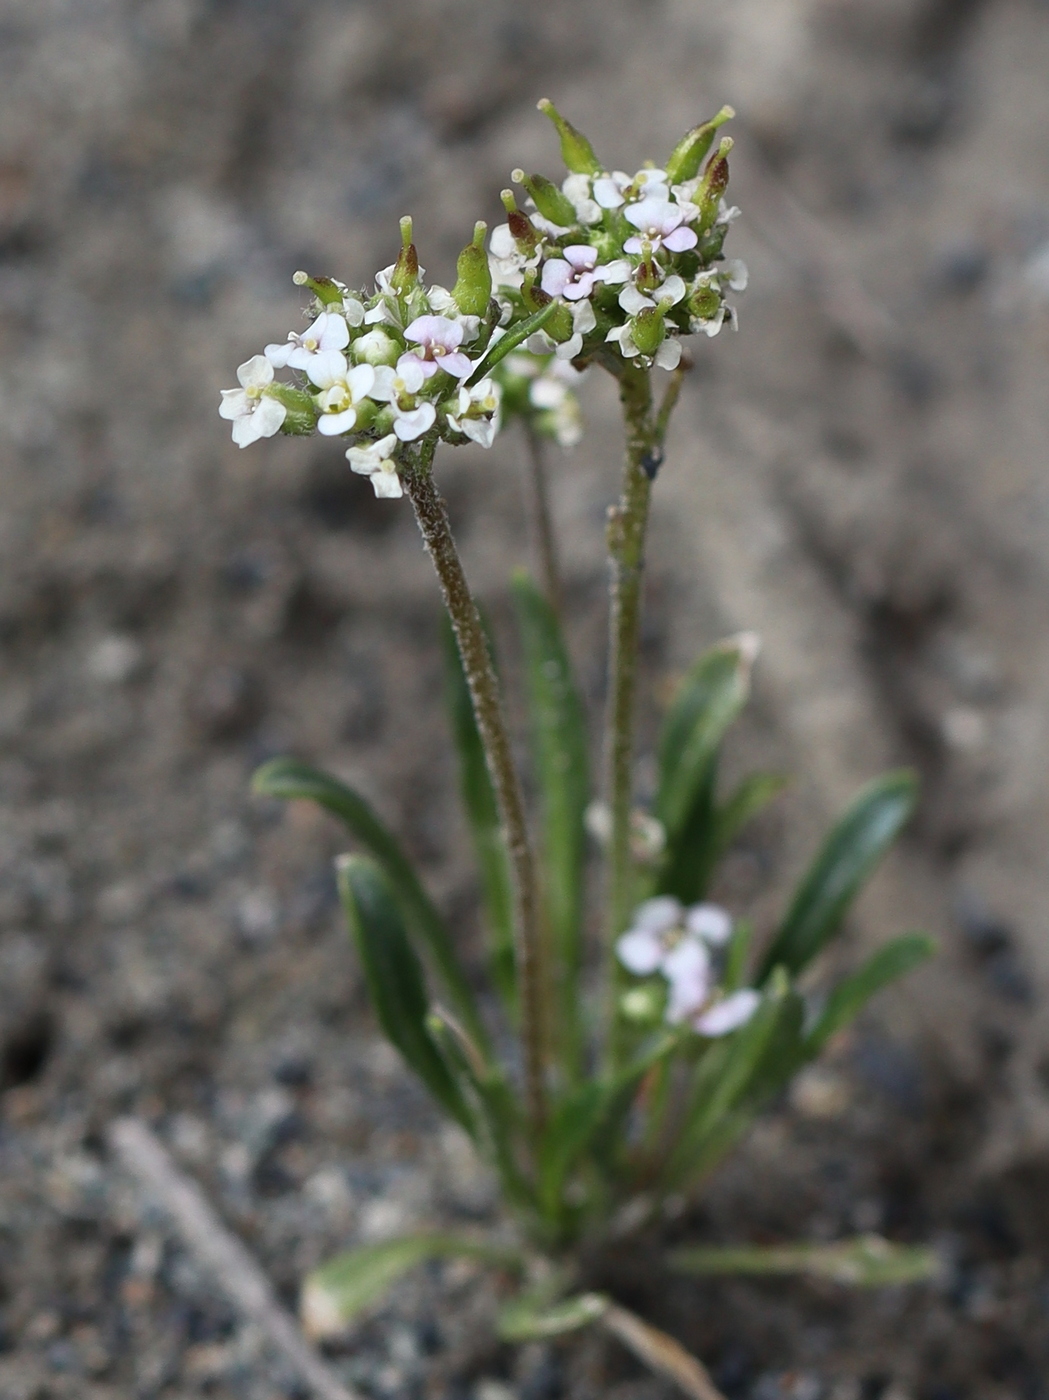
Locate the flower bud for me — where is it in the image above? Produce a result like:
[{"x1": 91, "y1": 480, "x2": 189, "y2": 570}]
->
[
  {"x1": 292, "y1": 271, "x2": 344, "y2": 306},
  {"x1": 512, "y1": 169, "x2": 576, "y2": 229},
  {"x1": 688, "y1": 283, "x2": 721, "y2": 321},
  {"x1": 696, "y1": 138, "x2": 733, "y2": 232},
  {"x1": 537, "y1": 98, "x2": 601, "y2": 175},
  {"x1": 664, "y1": 105, "x2": 734, "y2": 185},
  {"x1": 500, "y1": 190, "x2": 541, "y2": 258},
  {"x1": 351, "y1": 328, "x2": 400, "y2": 366},
  {"x1": 391, "y1": 215, "x2": 420, "y2": 295},
  {"x1": 452, "y1": 221, "x2": 492, "y2": 317},
  {"x1": 267, "y1": 382, "x2": 316, "y2": 435},
  {"x1": 629, "y1": 306, "x2": 665, "y2": 356}
]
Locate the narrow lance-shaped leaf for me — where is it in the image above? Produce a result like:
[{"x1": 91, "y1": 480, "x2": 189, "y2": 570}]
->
[
  {"x1": 511, "y1": 571, "x2": 589, "y2": 1070},
  {"x1": 441, "y1": 620, "x2": 515, "y2": 1008},
  {"x1": 655, "y1": 636, "x2": 757, "y2": 902},
  {"x1": 498, "y1": 1290, "x2": 609, "y2": 1343},
  {"x1": 805, "y1": 932, "x2": 935, "y2": 1055},
  {"x1": 669, "y1": 1235, "x2": 938, "y2": 1288},
  {"x1": 303, "y1": 1234, "x2": 525, "y2": 1337},
  {"x1": 337, "y1": 854, "x2": 473, "y2": 1133},
  {"x1": 757, "y1": 771, "x2": 918, "y2": 983},
  {"x1": 466, "y1": 300, "x2": 558, "y2": 386},
  {"x1": 254, "y1": 757, "x2": 488, "y2": 1050}
]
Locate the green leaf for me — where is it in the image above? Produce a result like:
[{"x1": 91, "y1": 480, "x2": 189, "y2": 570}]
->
[
  {"x1": 666, "y1": 771, "x2": 785, "y2": 908},
  {"x1": 337, "y1": 855, "x2": 473, "y2": 1132},
  {"x1": 654, "y1": 637, "x2": 756, "y2": 900},
  {"x1": 713, "y1": 772, "x2": 787, "y2": 863},
  {"x1": 723, "y1": 919, "x2": 754, "y2": 991},
  {"x1": 304, "y1": 1234, "x2": 524, "y2": 1333},
  {"x1": 511, "y1": 571, "x2": 589, "y2": 1068},
  {"x1": 466, "y1": 301, "x2": 559, "y2": 386},
  {"x1": 757, "y1": 771, "x2": 918, "y2": 982},
  {"x1": 254, "y1": 757, "x2": 487, "y2": 1049},
  {"x1": 805, "y1": 932, "x2": 935, "y2": 1054},
  {"x1": 498, "y1": 1289, "x2": 609, "y2": 1343},
  {"x1": 440, "y1": 621, "x2": 515, "y2": 1007},
  {"x1": 669, "y1": 1234, "x2": 938, "y2": 1288}
]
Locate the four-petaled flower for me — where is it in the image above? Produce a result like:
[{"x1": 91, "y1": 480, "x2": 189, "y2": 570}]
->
[
  {"x1": 541, "y1": 245, "x2": 629, "y2": 302},
  {"x1": 346, "y1": 433, "x2": 402, "y2": 499},
  {"x1": 265, "y1": 312, "x2": 349, "y2": 371},
  {"x1": 371, "y1": 360, "x2": 438, "y2": 441},
  {"x1": 218, "y1": 356, "x2": 287, "y2": 448},
  {"x1": 446, "y1": 377, "x2": 501, "y2": 449},
  {"x1": 617, "y1": 896, "x2": 758, "y2": 1037},
  {"x1": 307, "y1": 356, "x2": 375, "y2": 436},
  {"x1": 623, "y1": 197, "x2": 698, "y2": 255},
  {"x1": 401, "y1": 315, "x2": 473, "y2": 380}
]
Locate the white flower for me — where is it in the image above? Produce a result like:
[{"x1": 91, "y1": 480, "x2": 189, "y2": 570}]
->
[
  {"x1": 401, "y1": 315, "x2": 473, "y2": 380},
  {"x1": 425, "y1": 287, "x2": 482, "y2": 342},
  {"x1": 663, "y1": 938, "x2": 712, "y2": 1025},
  {"x1": 561, "y1": 173, "x2": 602, "y2": 225},
  {"x1": 618, "y1": 274, "x2": 687, "y2": 317},
  {"x1": 446, "y1": 377, "x2": 501, "y2": 448},
  {"x1": 343, "y1": 295, "x2": 366, "y2": 326},
  {"x1": 593, "y1": 167, "x2": 670, "y2": 209},
  {"x1": 218, "y1": 355, "x2": 287, "y2": 448},
  {"x1": 529, "y1": 358, "x2": 586, "y2": 448},
  {"x1": 694, "y1": 988, "x2": 760, "y2": 1038},
  {"x1": 346, "y1": 433, "x2": 402, "y2": 499},
  {"x1": 370, "y1": 360, "x2": 438, "y2": 442},
  {"x1": 685, "y1": 903, "x2": 733, "y2": 946},
  {"x1": 655, "y1": 337, "x2": 682, "y2": 370},
  {"x1": 541, "y1": 245, "x2": 630, "y2": 302},
  {"x1": 554, "y1": 299, "x2": 598, "y2": 361},
  {"x1": 265, "y1": 312, "x2": 349, "y2": 371},
  {"x1": 306, "y1": 355, "x2": 375, "y2": 436},
  {"x1": 623, "y1": 197, "x2": 699, "y2": 256},
  {"x1": 489, "y1": 224, "x2": 540, "y2": 291}
]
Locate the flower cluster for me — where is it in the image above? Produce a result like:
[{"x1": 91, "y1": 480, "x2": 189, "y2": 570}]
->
[
  {"x1": 219, "y1": 101, "x2": 747, "y2": 496},
  {"x1": 617, "y1": 895, "x2": 760, "y2": 1036},
  {"x1": 219, "y1": 220, "x2": 504, "y2": 498}
]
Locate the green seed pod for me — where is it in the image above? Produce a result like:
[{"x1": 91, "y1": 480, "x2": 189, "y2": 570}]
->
[
  {"x1": 391, "y1": 215, "x2": 420, "y2": 295},
  {"x1": 452, "y1": 222, "x2": 492, "y2": 317},
  {"x1": 688, "y1": 282, "x2": 722, "y2": 321},
  {"x1": 696, "y1": 138, "x2": 733, "y2": 232},
  {"x1": 630, "y1": 306, "x2": 665, "y2": 356},
  {"x1": 512, "y1": 169, "x2": 576, "y2": 229},
  {"x1": 537, "y1": 98, "x2": 602, "y2": 175},
  {"x1": 292, "y1": 271, "x2": 344, "y2": 306},
  {"x1": 664, "y1": 105, "x2": 735, "y2": 186},
  {"x1": 546, "y1": 302, "x2": 575, "y2": 344}
]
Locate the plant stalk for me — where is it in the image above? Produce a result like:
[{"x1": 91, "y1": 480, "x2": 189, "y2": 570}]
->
[
  {"x1": 403, "y1": 443, "x2": 547, "y2": 1132},
  {"x1": 603, "y1": 364, "x2": 656, "y2": 1061},
  {"x1": 522, "y1": 424, "x2": 563, "y2": 620}
]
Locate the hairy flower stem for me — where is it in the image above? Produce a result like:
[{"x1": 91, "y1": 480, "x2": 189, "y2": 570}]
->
[
  {"x1": 522, "y1": 424, "x2": 563, "y2": 620},
  {"x1": 403, "y1": 444, "x2": 548, "y2": 1133},
  {"x1": 603, "y1": 364, "x2": 657, "y2": 1064}
]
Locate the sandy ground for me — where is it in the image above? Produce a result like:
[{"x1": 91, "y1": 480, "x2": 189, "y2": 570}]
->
[{"x1": 3, "y1": 0, "x2": 1049, "y2": 1395}]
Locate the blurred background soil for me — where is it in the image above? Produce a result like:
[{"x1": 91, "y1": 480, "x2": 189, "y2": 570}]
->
[{"x1": 3, "y1": 0, "x2": 1049, "y2": 1396}]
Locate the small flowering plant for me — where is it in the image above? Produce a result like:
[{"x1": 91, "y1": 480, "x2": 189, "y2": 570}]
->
[{"x1": 224, "y1": 102, "x2": 936, "y2": 1393}]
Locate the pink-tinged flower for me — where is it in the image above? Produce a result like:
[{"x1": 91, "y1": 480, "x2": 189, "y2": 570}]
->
[
  {"x1": 265, "y1": 312, "x2": 349, "y2": 371},
  {"x1": 623, "y1": 197, "x2": 698, "y2": 255},
  {"x1": 346, "y1": 433, "x2": 402, "y2": 499},
  {"x1": 218, "y1": 355, "x2": 287, "y2": 448},
  {"x1": 693, "y1": 988, "x2": 760, "y2": 1038},
  {"x1": 685, "y1": 903, "x2": 733, "y2": 946},
  {"x1": 663, "y1": 938, "x2": 712, "y2": 1025},
  {"x1": 541, "y1": 246, "x2": 630, "y2": 302},
  {"x1": 401, "y1": 315, "x2": 473, "y2": 380},
  {"x1": 306, "y1": 355, "x2": 375, "y2": 436}
]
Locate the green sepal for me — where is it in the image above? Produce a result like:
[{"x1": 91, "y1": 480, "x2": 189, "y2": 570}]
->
[
  {"x1": 664, "y1": 106, "x2": 735, "y2": 185},
  {"x1": 453, "y1": 222, "x2": 493, "y2": 317},
  {"x1": 805, "y1": 932, "x2": 935, "y2": 1054},
  {"x1": 440, "y1": 619, "x2": 516, "y2": 1009},
  {"x1": 252, "y1": 758, "x2": 487, "y2": 1049},
  {"x1": 295, "y1": 272, "x2": 344, "y2": 306},
  {"x1": 510, "y1": 571, "x2": 589, "y2": 1070},
  {"x1": 337, "y1": 855, "x2": 473, "y2": 1131},
  {"x1": 669, "y1": 1235, "x2": 938, "y2": 1288},
  {"x1": 466, "y1": 301, "x2": 559, "y2": 386},
  {"x1": 757, "y1": 771, "x2": 919, "y2": 983},
  {"x1": 537, "y1": 98, "x2": 602, "y2": 175},
  {"x1": 514, "y1": 170, "x2": 576, "y2": 228},
  {"x1": 304, "y1": 1234, "x2": 525, "y2": 1331}
]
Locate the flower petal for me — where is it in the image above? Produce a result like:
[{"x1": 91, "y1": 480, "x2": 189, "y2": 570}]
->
[
  {"x1": 694, "y1": 989, "x2": 760, "y2": 1037},
  {"x1": 393, "y1": 401, "x2": 436, "y2": 441},
  {"x1": 317, "y1": 407, "x2": 358, "y2": 435},
  {"x1": 252, "y1": 395, "x2": 287, "y2": 438},
  {"x1": 617, "y1": 929, "x2": 664, "y2": 976},
  {"x1": 218, "y1": 388, "x2": 250, "y2": 420},
  {"x1": 541, "y1": 259, "x2": 573, "y2": 298},
  {"x1": 619, "y1": 285, "x2": 654, "y2": 316},
  {"x1": 593, "y1": 177, "x2": 625, "y2": 209},
  {"x1": 265, "y1": 340, "x2": 295, "y2": 368},
  {"x1": 685, "y1": 903, "x2": 733, "y2": 946},
  {"x1": 307, "y1": 350, "x2": 348, "y2": 390},
  {"x1": 346, "y1": 363, "x2": 376, "y2": 401},
  {"x1": 439, "y1": 351, "x2": 474, "y2": 380},
  {"x1": 371, "y1": 468, "x2": 403, "y2": 499},
  {"x1": 236, "y1": 355, "x2": 274, "y2": 390},
  {"x1": 663, "y1": 226, "x2": 698, "y2": 253},
  {"x1": 655, "y1": 337, "x2": 683, "y2": 371},
  {"x1": 633, "y1": 897, "x2": 683, "y2": 936}
]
